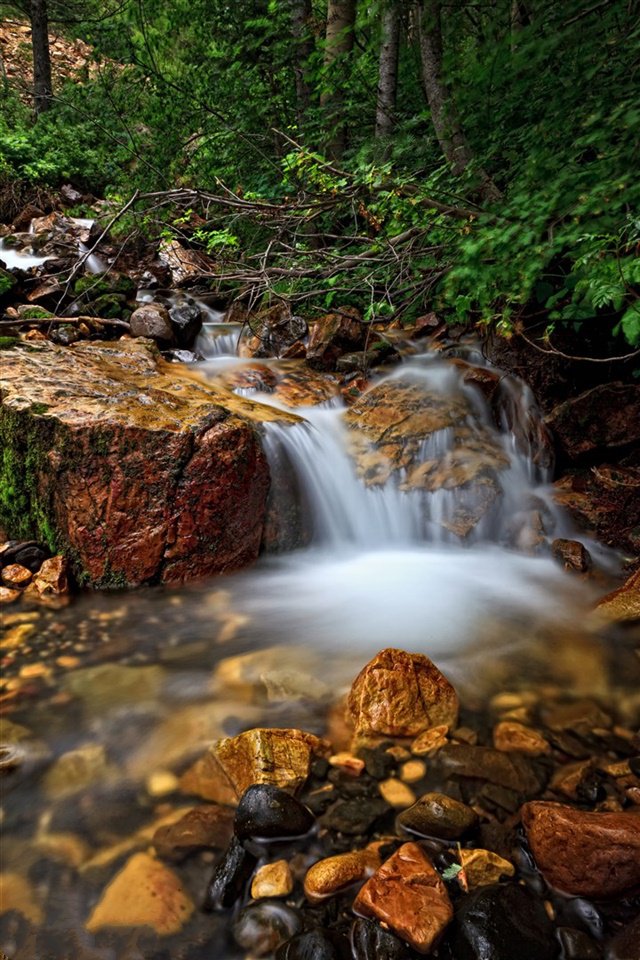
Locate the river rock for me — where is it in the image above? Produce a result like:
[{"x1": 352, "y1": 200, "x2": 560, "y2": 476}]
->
[
  {"x1": 321, "y1": 796, "x2": 390, "y2": 835},
  {"x1": 553, "y1": 465, "x2": 640, "y2": 555},
  {"x1": 546, "y1": 382, "x2": 640, "y2": 459},
  {"x1": 204, "y1": 837, "x2": 257, "y2": 910},
  {"x1": 0, "y1": 585, "x2": 20, "y2": 603},
  {"x1": 0, "y1": 339, "x2": 292, "y2": 586},
  {"x1": 595, "y1": 568, "x2": 640, "y2": 622},
  {"x1": 397, "y1": 792, "x2": 478, "y2": 840},
  {"x1": 180, "y1": 728, "x2": 331, "y2": 804},
  {"x1": 235, "y1": 784, "x2": 315, "y2": 841},
  {"x1": 307, "y1": 308, "x2": 365, "y2": 370},
  {"x1": 31, "y1": 555, "x2": 68, "y2": 596},
  {"x1": 152, "y1": 804, "x2": 235, "y2": 861},
  {"x1": 0, "y1": 873, "x2": 43, "y2": 925},
  {"x1": 304, "y1": 848, "x2": 380, "y2": 902},
  {"x1": 246, "y1": 304, "x2": 307, "y2": 358},
  {"x1": 86, "y1": 851, "x2": 194, "y2": 935},
  {"x1": 276, "y1": 929, "x2": 350, "y2": 959},
  {"x1": 521, "y1": 801, "x2": 640, "y2": 899},
  {"x1": 43, "y1": 743, "x2": 116, "y2": 798},
  {"x1": 450, "y1": 883, "x2": 556, "y2": 960},
  {"x1": 347, "y1": 648, "x2": 459, "y2": 740},
  {"x1": 168, "y1": 300, "x2": 202, "y2": 346},
  {"x1": 436, "y1": 744, "x2": 545, "y2": 796},
  {"x1": 605, "y1": 913, "x2": 640, "y2": 960},
  {"x1": 493, "y1": 721, "x2": 550, "y2": 756},
  {"x1": 353, "y1": 842, "x2": 453, "y2": 954},
  {"x1": 458, "y1": 848, "x2": 515, "y2": 888},
  {"x1": 251, "y1": 860, "x2": 294, "y2": 899},
  {"x1": 351, "y1": 918, "x2": 412, "y2": 960},
  {"x1": 552, "y1": 538, "x2": 593, "y2": 573},
  {"x1": 233, "y1": 902, "x2": 302, "y2": 956},
  {"x1": 130, "y1": 303, "x2": 175, "y2": 343},
  {"x1": 1, "y1": 564, "x2": 32, "y2": 587}
]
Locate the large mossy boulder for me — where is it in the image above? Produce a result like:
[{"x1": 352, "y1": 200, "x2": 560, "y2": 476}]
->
[{"x1": 0, "y1": 339, "x2": 295, "y2": 586}]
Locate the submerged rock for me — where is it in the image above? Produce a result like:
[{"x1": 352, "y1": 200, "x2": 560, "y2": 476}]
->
[
  {"x1": 304, "y1": 847, "x2": 380, "y2": 902},
  {"x1": 595, "y1": 568, "x2": 640, "y2": 622},
  {"x1": 397, "y1": 791, "x2": 478, "y2": 840},
  {"x1": 307, "y1": 308, "x2": 365, "y2": 370},
  {"x1": 152, "y1": 804, "x2": 235, "y2": 861},
  {"x1": 235, "y1": 784, "x2": 315, "y2": 841},
  {"x1": 0, "y1": 339, "x2": 295, "y2": 586},
  {"x1": 450, "y1": 883, "x2": 556, "y2": 960},
  {"x1": 203, "y1": 837, "x2": 257, "y2": 910},
  {"x1": 233, "y1": 902, "x2": 302, "y2": 956},
  {"x1": 522, "y1": 801, "x2": 640, "y2": 899}
]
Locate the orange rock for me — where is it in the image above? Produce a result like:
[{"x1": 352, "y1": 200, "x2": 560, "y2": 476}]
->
[
  {"x1": 32, "y1": 556, "x2": 68, "y2": 595},
  {"x1": 304, "y1": 847, "x2": 380, "y2": 903},
  {"x1": 347, "y1": 648, "x2": 458, "y2": 740},
  {"x1": 0, "y1": 586, "x2": 21, "y2": 604},
  {"x1": 353, "y1": 842, "x2": 453, "y2": 954},
  {"x1": 595, "y1": 568, "x2": 640, "y2": 622},
  {"x1": 251, "y1": 860, "x2": 294, "y2": 899},
  {"x1": 86, "y1": 851, "x2": 194, "y2": 935},
  {"x1": 1, "y1": 564, "x2": 32, "y2": 588},
  {"x1": 458, "y1": 848, "x2": 515, "y2": 889},
  {"x1": 522, "y1": 801, "x2": 640, "y2": 899},
  {"x1": 411, "y1": 724, "x2": 449, "y2": 755},
  {"x1": 180, "y1": 727, "x2": 330, "y2": 803},
  {"x1": 493, "y1": 721, "x2": 550, "y2": 756}
]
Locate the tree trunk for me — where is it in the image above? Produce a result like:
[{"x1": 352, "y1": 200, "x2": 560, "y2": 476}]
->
[
  {"x1": 375, "y1": 2, "x2": 401, "y2": 139},
  {"x1": 30, "y1": 0, "x2": 52, "y2": 115},
  {"x1": 321, "y1": 0, "x2": 357, "y2": 159},
  {"x1": 290, "y1": 0, "x2": 314, "y2": 129},
  {"x1": 414, "y1": 0, "x2": 501, "y2": 200}
]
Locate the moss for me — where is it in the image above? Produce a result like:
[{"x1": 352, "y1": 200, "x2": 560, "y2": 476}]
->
[
  {"x1": 74, "y1": 273, "x2": 136, "y2": 298},
  {"x1": 18, "y1": 307, "x2": 53, "y2": 320},
  {"x1": 94, "y1": 563, "x2": 129, "y2": 590},
  {"x1": 0, "y1": 270, "x2": 16, "y2": 296},
  {"x1": 0, "y1": 336, "x2": 20, "y2": 349},
  {"x1": 30, "y1": 402, "x2": 50, "y2": 415}
]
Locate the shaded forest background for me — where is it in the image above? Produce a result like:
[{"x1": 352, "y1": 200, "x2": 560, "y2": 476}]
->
[{"x1": 0, "y1": 0, "x2": 639, "y2": 350}]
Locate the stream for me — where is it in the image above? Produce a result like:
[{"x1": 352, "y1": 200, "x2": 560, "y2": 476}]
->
[{"x1": 1, "y1": 286, "x2": 637, "y2": 959}]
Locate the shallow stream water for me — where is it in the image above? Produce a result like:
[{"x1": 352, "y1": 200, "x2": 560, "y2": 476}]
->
[{"x1": 1, "y1": 307, "x2": 637, "y2": 959}]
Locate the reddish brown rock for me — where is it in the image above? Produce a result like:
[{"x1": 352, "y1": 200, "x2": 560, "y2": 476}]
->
[
  {"x1": 595, "y1": 568, "x2": 640, "y2": 622},
  {"x1": 522, "y1": 801, "x2": 640, "y2": 899},
  {"x1": 0, "y1": 339, "x2": 295, "y2": 586},
  {"x1": 304, "y1": 847, "x2": 380, "y2": 903},
  {"x1": 551, "y1": 538, "x2": 592, "y2": 573},
  {"x1": 152, "y1": 805, "x2": 235, "y2": 861},
  {"x1": 347, "y1": 648, "x2": 459, "y2": 740},
  {"x1": 1, "y1": 563, "x2": 32, "y2": 587},
  {"x1": 307, "y1": 308, "x2": 365, "y2": 370},
  {"x1": 553, "y1": 465, "x2": 640, "y2": 555},
  {"x1": 546, "y1": 382, "x2": 640, "y2": 459},
  {"x1": 353, "y1": 842, "x2": 453, "y2": 954},
  {"x1": 180, "y1": 727, "x2": 331, "y2": 804},
  {"x1": 32, "y1": 555, "x2": 68, "y2": 596}
]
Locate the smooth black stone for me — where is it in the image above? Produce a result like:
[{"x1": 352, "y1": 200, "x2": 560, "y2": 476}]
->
[
  {"x1": 450, "y1": 883, "x2": 557, "y2": 960},
  {"x1": 321, "y1": 796, "x2": 390, "y2": 835},
  {"x1": 276, "y1": 929, "x2": 350, "y2": 960},
  {"x1": 233, "y1": 902, "x2": 303, "y2": 957},
  {"x1": 169, "y1": 301, "x2": 202, "y2": 346},
  {"x1": 359, "y1": 746, "x2": 397, "y2": 781},
  {"x1": 234, "y1": 785, "x2": 315, "y2": 842},
  {"x1": 558, "y1": 927, "x2": 603, "y2": 960},
  {"x1": 1, "y1": 541, "x2": 48, "y2": 572},
  {"x1": 351, "y1": 918, "x2": 412, "y2": 959},
  {"x1": 203, "y1": 837, "x2": 257, "y2": 910}
]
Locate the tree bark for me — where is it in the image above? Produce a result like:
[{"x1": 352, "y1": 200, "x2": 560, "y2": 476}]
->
[
  {"x1": 414, "y1": 0, "x2": 501, "y2": 200},
  {"x1": 321, "y1": 0, "x2": 357, "y2": 159},
  {"x1": 375, "y1": 2, "x2": 401, "y2": 139},
  {"x1": 290, "y1": 0, "x2": 314, "y2": 129},
  {"x1": 30, "y1": 0, "x2": 53, "y2": 115}
]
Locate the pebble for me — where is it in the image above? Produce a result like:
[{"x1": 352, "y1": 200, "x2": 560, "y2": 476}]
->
[
  {"x1": 43, "y1": 743, "x2": 114, "y2": 798},
  {"x1": 0, "y1": 623, "x2": 35, "y2": 649},
  {"x1": 410, "y1": 724, "x2": 449, "y2": 755},
  {"x1": 522, "y1": 801, "x2": 640, "y2": 899},
  {"x1": 351, "y1": 918, "x2": 411, "y2": 959},
  {"x1": 146, "y1": 770, "x2": 179, "y2": 797},
  {"x1": 379, "y1": 777, "x2": 416, "y2": 809},
  {"x1": 0, "y1": 586, "x2": 20, "y2": 604},
  {"x1": 493, "y1": 721, "x2": 550, "y2": 756},
  {"x1": 233, "y1": 902, "x2": 302, "y2": 957},
  {"x1": 152, "y1": 804, "x2": 235, "y2": 861},
  {"x1": 451, "y1": 883, "x2": 556, "y2": 960},
  {"x1": 1, "y1": 564, "x2": 32, "y2": 588},
  {"x1": 329, "y1": 752, "x2": 365, "y2": 776},
  {"x1": 458, "y1": 848, "x2": 515, "y2": 888},
  {"x1": 400, "y1": 759, "x2": 426, "y2": 782},
  {"x1": 86, "y1": 851, "x2": 194, "y2": 935},
  {"x1": 251, "y1": 860, "x2": 294, "y2": 899},
  {"x1": 347, "y1": 648, "x2": 459, "y2": 739},
  {"x1": 321, "y1": 796, "x2": 390, "y2": 835},
  {"x1": 204, "y1": 837, "x2": 257, "y2": 910},
  {"x1": 397, "y1": 791, "x2": 479, "y2": 840},
  {"x1": 353, "y1": 842, "x2": 453, "y2": 953},
  {"x1": 234, "y1": 784, "x2": 315, "y2": 841},
  {"x1": 304, "y1": 848, "x2": 379, "y2": 903}
]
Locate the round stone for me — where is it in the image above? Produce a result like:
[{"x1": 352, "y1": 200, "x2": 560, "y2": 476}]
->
[
  {"x1": 233, "y1": 901, "x2": 302, "y2": 957},
  {"x1": 397, "y1": 792, "x2": 478, "y2": 840},
  {"x1": 235, "y1": 784, "x2": 315, "y2": 842}
]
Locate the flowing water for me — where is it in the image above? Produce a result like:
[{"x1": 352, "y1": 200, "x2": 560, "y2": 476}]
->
[{"x1": 1, "y1": 302, "x2": 633, "y2": 959}]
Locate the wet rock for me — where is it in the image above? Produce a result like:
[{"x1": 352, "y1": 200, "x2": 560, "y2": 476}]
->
[
  {"x1": 595, "y1": 568, "x2": 640, "y2": 622},
  {"x1": 450, "y1": 883, "x2": 556, "y2": 960},
  {"x1": 180, "y1": 728, "x2": 330, "y2": 804},
  {"x1": 348, "y1": 648, "x2": 459, "y2": 741},
  {"x1": 1, "y1": 564, "x2": 32, "y2": 588},
  {"x1": 541, "y1": 699, "x2": 612, "y2": 735},
  {"x1": 307, "y1": 308, "x2": 365, "y2": 370},
  {"x1": 247, "y1": 305, "x2": 307, "y2": 358},
  {"x1": 351, "y1": 918, "x2": 412, "y2": 959},
  {"x1": 436, "y1": 744, "x2": 546, "y2": 796},
  {"x1": 152, "y1": 805, "x2": 235, "y2": 861},
  {"x1": 379, "y1": 777, "x2": 416, "y2": 809},
  {"x1": 411, "y1": 725, "x2": 450, "y2": 755},
  {"x1": 235, "y1": 784, "x2": 315, "y2": 841},
  {"x1": 0, "y1": 339, "x2": 284, "y2": 586},
  {"x1": 169, "y1": 300, "x2": 202, "y2": 347},
  {"x1": 457, "y1": 848, "x2": 515, "y2": 888},
  {"x1": 0, "y1": 586, "x2": 20, "y2": 604},
  {"x1": 552, "y1": 538, "x2": 592, "y2": 573},
  {"x1": 251, "y1": 860, "x2": 294, "y2": 899},
  {"x1": 276, "y1": 928, "x2": 350, "y2": 959},
  {"x1": 158, "y1": 239, "x2": 212, "y2": 285},
  {"x1": 0, "y1": 541, "x2": 48, "y2": 572},
  {"x1": 353, "y1": 842, "x2": 453, "y2": 954},
  {"x1": 321, "y1": 796, "x2": 390, "y2": 835},
  {"x1": 397, "y1": 792, "x2": 478, "y2": 840},
  {"x1": 553, "y1": 465, "x2": 640, "y2": 556},
  {"x1": 31, "y1": 555, "x2": 68, "y2": 596},
  {"x1": 605, "y1": 913, "x2": 640, "y2": 960},
  {"x1": 233, "y1": 902, "x2": 302, "y2": 956},
  {"x1": 0, "y1": 873, "x2": 43, "y2": 925},
  {"x1": 521, "y1": 801, "x2": 640, "y2": 899},
  {"x1": 203, "y1": 837, "x2": 257, "y2": 910},
  {"x1": 304, "y1": 848, "x2": 380, "y2": 902},
  {"x1": 86, "y1": 851, "x2": 194, "y2": 935},
  {"x1": 546, "y1": 382, "x2": 640, "y2": 459},
  {"x1": 129, "y1": 303, "x2": 174, "y2": 343},
  {"x1": 558, "y1": 927, "x2": 603, "y2": 960},
  {"x1": 493, "y1": 721, "x2": 550, "y2": 756},
  {"x1": 43, "y1": 743, "x2": 116, "y2": 798}
]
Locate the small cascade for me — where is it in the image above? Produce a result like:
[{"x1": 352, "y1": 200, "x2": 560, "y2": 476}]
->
[
  {"x1": 79, "y1": 241, "x2": 108, "y2": 274},
  {"x1": 0, "y1": 238, "x2": 51, "y2": 271},
  {"x1": 196, "y1": 323, "x2": 244, "y2": 359}
]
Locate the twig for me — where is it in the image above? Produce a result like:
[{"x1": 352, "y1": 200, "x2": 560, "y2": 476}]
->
[{"x1": 519, "y1": 329, "x2": 640, "y2": 363}]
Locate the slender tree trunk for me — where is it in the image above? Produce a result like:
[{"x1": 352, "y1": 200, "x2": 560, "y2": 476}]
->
[
  {"x1": 30, "y1": 0, "x2": 52, "y2": 115},
  {"x1": 290, "y1": 0, "x2": 314, "y2": 129},
  {"x1": 321, "y1": 0, "x2": 357, "y2": 159},
  {"x1": 375, "y1": 2, "x2": 401, "y2": 139},
  {"x1": 414, "y1": 0, "x2": 501, "y2": 200}
]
